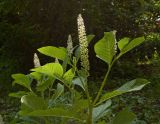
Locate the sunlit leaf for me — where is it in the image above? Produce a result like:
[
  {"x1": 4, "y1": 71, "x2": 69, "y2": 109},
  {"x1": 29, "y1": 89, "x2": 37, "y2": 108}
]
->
[
  {"x1": 94, "y1": 32, "x2": 115, "y2": 65},
  {"x1": 38, "y1": 46, "x2": 67, "y2": 61},
  {"x1": 63, "y1": 68, "x2": 75, "y2": 85},
  {"x1": 118, "y1": 37, "x2": 130, "y2": 50},
  {"x1": 31, "y1": 63, "x2": 63, "y2": 78}
]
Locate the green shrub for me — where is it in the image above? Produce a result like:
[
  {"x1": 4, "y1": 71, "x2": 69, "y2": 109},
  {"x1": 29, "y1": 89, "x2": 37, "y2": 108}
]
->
[{"x1": 9, "y1": 14, "x2": 149, "y2": 124}]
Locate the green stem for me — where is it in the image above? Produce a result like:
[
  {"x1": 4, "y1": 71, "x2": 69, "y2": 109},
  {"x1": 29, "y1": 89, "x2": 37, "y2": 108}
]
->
[
  {"x1": 77, "y1": 71, "x2": 93, "y2": 124},
  {"x1": 85, "y1": 82, "x2": 93, "y2": 124},
  {"x1": 93, "y1": 57, "x2": 118, "y2": 105},
  {"x1": 93, "y1": 65, "x2": 111, "y2": 105}
]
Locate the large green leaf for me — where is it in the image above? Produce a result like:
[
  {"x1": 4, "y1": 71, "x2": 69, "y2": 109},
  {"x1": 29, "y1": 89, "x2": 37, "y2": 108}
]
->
[
  {"x1": 31, "y1": 63, "x2": 63, "y2": 78},
  {"x1": 21, "y1": 94, "x2": 47, "y2": 110},
  {"x1": 24, "y1": 108, "x2": 82, "y2": 121},
  {"x1": 93, "y1": 100, "x2": 111, "y2": 122},
  {"x1": 120, "y1": 37, "x2": 145, "y2": 55},
  {"x1": 94, "y1": 32, "x2": 115, "y2": 65},
  {"x1": 12, "y1": 74, "x2": 31, "y2": 90},
  {"x1": 112, "y1": 108, "x2": 136, "y2": 124},
  {"x1": 97, "y1": 79, "x2": 150, "y2": 105},
  {"x1": 38, "y1": 46, "x2": 67, "y2": 61}
]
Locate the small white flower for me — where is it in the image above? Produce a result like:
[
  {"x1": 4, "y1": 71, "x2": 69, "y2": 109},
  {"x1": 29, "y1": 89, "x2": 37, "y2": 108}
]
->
[
  {"x1": 34, "y1": 53, "x2": 41, "y2": 67},
  {"x1": 67, "y1": 34, "x2": 73, "y2": 55},
  {"x1": 113, "y1": 30, "x2": 117, "y2": 53},
  {"x1": 55, "y1": 58, "x2": 59, "y2": 63}
]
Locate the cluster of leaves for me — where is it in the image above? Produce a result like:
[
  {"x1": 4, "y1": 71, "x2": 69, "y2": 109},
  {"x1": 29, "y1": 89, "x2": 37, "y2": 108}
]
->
[{"x1": 9, "y1": 30, "x2": 149, "y2": 124}]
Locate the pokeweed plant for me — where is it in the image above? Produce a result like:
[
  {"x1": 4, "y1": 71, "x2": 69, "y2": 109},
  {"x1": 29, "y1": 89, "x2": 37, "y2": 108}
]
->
[{"x1": 9, "y1": 14, "x2": 150, "y2": 124}]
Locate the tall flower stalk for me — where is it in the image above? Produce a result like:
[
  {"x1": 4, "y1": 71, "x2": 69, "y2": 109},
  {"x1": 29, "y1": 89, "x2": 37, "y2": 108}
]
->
[
  {"x1": 77, "y1": 14, "x2": 92, "y2": 124},
  {"x1": 77, "y1": 14, "x2": 90, "y2": 76}
]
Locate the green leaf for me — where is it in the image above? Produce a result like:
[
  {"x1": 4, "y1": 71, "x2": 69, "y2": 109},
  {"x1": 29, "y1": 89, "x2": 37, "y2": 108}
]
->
[
  {"x1": 94, "y1": 32, "x2": 115, "y2": 65},
  {"x1": 25, "y1": 108, "x2": 82, "y2": 121},
  {"x1": 52, "y1": 83, "x2": 64, "y2": 101},
  {"x1": 9, "y1": 91, "x2": 28, "y2": 98},
  {"x1": 21, "y1": 94, "x2": 47, "y2": 110},
  {"x1": 36, "y1": 76, "x2": 54, "y2": 92},
  {"x1": 31, "y1": 63, "x2": 63, "y2": 78},
  {"x1": 98, "y1": 79, "x2": 150, "y2": 105},
  {"x1": 63, "y1": 69, "x2": 75, "y2": 85},
  {"x1": 87, "y1": 34, "x2": 95, "y2": 44},
  {"x1": 38, "y1": 46, "x2": 67, "y2": 61},
  {"x1": 75, "y1": 46, "x2": 80, "y2": 60},
  {"x1": 12, "y1": 74, "x2": 31, "y2": 90},
  {"x1": 118, "y1": 37, "x2": 130, "y2": 50},
  {"x1": 72, "y1": 99, "x2": 89, "y2": 113},
  {"x1": 30, "y1": 72, "x2": 42, "y2": 81},
  {"x1": 72, "y1": 77, "x2": 86, "y2": 91},
  {"x1": 112, "y1": 108, "x2": 136, "y2": 124},
  {"x1": 120, "y1": 37, "x2": 145, "y2": 55},
  {"x1": 93, "y1": 100, "x2": 111, "y2": 122}
]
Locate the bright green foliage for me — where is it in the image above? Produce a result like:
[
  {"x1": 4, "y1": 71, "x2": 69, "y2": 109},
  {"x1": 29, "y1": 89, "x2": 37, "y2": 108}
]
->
[
  {"x1": 31, "y1": 63, "x2": 63, "y2": 78},
  {"x1": 94, "y1": 32, "x2": 115, "y2": 65},
  {"x1": 118, "y1": 37, "x2": 130, "y2": 50},
  {"x1": 12, "y1": 74, "x2": 31, "y2": 90},
  {"x1": 63, "y1": 69, "x2": 75, "y2": 85},
  {"x1": 38, "y1": 46, "x2": 67, "y2": 61},
  {"x1": 10, "y1": 16, "x2": 149, "y2": 124}
]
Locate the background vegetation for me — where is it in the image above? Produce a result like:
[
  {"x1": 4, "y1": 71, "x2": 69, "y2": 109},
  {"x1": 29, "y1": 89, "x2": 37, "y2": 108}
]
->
[{"x1": 0, "y1": 0, "x2": 160, "y2": 123}]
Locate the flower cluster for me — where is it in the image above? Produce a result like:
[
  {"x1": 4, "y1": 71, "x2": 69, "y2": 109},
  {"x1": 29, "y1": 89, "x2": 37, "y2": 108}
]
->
[
  {"x1": 77, "y1": 14, "x2": 90, "y2": 75},
  {"x1": 33, "y1": 53, "x2": 41, "y2": 67},
  {"x1": 67, "y1": 34, "x2": 73, "y2": 56},
  {"x1": 113, "y1": 30, "x2": 117, "y2": 53}
]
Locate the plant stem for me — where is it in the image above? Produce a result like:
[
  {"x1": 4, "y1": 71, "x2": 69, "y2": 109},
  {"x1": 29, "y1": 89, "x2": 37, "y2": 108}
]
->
[
  {"x1": 77, "y1": 71, "x2": 93, "y2": 124},
  {"x1": 93, "y1": 65, "x2": 111, "y2": 105},
  {"x1": 93, "y1": 57, "x2": 118, "y2": 105},
  {"x1": 85, "y1": 82, "x2": 93, "y2": 124}
]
